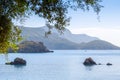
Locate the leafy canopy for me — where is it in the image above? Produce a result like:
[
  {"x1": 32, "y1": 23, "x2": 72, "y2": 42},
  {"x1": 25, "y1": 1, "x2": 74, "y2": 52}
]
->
[{"x1": 0, "y1": 0, "x2": 103, "y2": 53}]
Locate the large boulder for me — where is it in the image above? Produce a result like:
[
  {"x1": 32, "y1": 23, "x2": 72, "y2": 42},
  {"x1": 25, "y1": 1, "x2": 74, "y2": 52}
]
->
[
  {"x1": 83, "y1": 57, "x2": 96, "y2": 66},
  {"x1": 6, "y1": 57, "x2": 26, "y2": 65}
]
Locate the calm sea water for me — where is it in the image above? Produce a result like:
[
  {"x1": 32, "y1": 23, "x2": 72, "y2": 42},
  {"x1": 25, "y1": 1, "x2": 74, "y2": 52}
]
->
[{"x1": 0, "y1": 50, "x2": 120, "y2": 80}]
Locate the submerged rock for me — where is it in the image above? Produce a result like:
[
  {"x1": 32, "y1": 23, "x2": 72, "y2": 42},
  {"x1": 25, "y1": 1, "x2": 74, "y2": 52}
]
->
[
  {"x1": 83, "y1": 57, "x2": 96, "y2": 66},
  {"x1": 106, "y1": 63, "x2": 112, "y2": 66},
  {"x1": 98, "y1": 63, "x2": 102, "y2": 65},
  {"x1": 5, "y1": 57, "x2": 26, "y2": 65}
]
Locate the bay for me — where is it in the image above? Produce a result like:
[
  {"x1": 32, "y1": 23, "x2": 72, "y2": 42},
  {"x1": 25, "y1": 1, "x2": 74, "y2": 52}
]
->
[{"x1": 0, "y1": 50, "x2": 120, "y2": 80}]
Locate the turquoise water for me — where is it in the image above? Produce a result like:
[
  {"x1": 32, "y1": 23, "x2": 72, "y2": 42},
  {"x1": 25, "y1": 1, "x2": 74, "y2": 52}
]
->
[{"x1": 0, "y1": 50, "x2": 120, "y2": 80}]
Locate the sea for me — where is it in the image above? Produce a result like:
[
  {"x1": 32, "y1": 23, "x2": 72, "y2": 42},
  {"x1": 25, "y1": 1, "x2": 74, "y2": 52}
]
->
[{"x1": 0, "y1": 50, "x2": 120, "y2": 80}]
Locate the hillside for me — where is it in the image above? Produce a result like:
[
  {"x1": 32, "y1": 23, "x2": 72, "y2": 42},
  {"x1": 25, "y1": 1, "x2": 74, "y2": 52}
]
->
[
  {"x1": 20, "y1": 27, "x2": 120, "y2": 50},
  {"x1": 41, "y1": 26, "x2": 99, "y2": 43},
  {"x1": 79, "y1": 40, "x2": 120, "y2": 50},
  {"x1": 9, "y1": 41, "x2": 51, "y2": 53}
]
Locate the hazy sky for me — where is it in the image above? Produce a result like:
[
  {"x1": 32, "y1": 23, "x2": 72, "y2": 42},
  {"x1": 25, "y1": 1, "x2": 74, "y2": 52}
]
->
[{"x1": 16, "y1": 0, "x2": 120, "y2": 47}]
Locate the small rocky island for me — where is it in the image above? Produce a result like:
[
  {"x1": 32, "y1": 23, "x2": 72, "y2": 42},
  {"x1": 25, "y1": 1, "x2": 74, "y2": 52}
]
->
[
  {"x1": 9, "y1": 41, "x2": 53, "y2": 53},
  {"x1": 83, "y1": 57, "x2": 97, "y2": 66},
  {"x1": 6, "y1": 57, "x2": 26, "y2": 65}
]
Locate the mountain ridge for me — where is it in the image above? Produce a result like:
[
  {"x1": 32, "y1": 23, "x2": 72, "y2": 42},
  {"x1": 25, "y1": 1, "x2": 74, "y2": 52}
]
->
[{"x1": 20, "y1": 26, "x2": 120, "y2": 50}]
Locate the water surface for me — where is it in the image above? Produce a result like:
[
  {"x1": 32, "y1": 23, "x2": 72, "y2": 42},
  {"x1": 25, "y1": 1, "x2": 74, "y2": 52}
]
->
[{"x1": 0, "y1": 50, "x2": 120, "y2": 80}]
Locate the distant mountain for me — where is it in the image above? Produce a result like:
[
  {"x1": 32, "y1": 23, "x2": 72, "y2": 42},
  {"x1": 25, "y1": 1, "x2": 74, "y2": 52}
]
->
[
  {"x1": 79, "y1": 40, "x2": 120, "y2": 50},
  {"x1": 59, "y1": 29, "x2": 99, "y2": 43},
  {"x1": 20, "y1": 27, "x2": 120, "y2": 50},
  {"x1": 41, "y1": 26, "x2": 99, "y2": 43},
  {"x1": 21, "y1": 27, "x2": 79, "y2": 49}
]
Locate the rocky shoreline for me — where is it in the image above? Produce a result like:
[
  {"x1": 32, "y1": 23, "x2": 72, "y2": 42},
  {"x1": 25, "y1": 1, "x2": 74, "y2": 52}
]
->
[{"x1": 9, "y1": 41, "x2": 53, "y2": 53}]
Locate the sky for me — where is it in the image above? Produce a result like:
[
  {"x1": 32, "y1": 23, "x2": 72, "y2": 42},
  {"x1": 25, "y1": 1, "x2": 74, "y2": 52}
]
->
[{"x1": 16, "y1": 0, "x2": 120, "y2": 47}]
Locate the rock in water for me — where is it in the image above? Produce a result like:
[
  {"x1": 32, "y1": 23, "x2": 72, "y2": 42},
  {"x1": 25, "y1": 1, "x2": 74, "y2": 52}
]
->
[
  {"x1": 106, "y1": 63, "x2": 112, "y2": 66},
  {"x1": 5, "y1": 57, "x2": 26, "y2": 65},
  {"x1": 13, "y1": 58, "x2": 26, "y2": 65},
  {"x1": 98, "y1": 63, "x2": 102, "y2": 65},
  {"x1": 83, "y1": 57, "x2": 96, "y2": 66}
]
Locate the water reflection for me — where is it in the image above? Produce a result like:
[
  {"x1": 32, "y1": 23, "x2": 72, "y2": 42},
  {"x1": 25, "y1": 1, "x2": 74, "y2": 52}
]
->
[
  {"x1": 84, "y1": 66, "x2": 94, "y2": 71},
  {"x1": 13, "y1": 65, "x2": 26, "y2": 68}
]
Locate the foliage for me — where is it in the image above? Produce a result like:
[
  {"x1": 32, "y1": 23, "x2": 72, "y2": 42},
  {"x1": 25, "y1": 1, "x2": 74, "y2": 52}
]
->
[
  {"x1": 28, "y1": 0, "x2": 103, "y2": 33},
  {"x1": 0, "y1": 0, "x2": 103, "y2": 53},
  {"x1": 0, "y1": 15, "x2": 22, "y2": 53}
]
